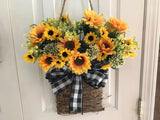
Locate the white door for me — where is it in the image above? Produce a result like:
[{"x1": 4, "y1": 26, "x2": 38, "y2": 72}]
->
[{"x1": 0, "y1": 0, "x2": 159, "y2": 120}]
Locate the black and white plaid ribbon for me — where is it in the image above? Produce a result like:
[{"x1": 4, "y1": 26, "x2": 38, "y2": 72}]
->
[{"x1": 46, "y1": 66, "x2": 108, "y2": 113}]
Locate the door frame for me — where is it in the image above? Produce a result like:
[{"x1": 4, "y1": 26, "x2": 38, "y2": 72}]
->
[{"x1": 140, "y1": 0, "x2": 160, "y2": 119}]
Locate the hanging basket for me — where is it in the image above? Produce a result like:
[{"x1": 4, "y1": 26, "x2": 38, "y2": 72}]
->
[
  {"x1": 56, "y1": 80, "x2": 104, "y2": 114},
  {"x1": 22, "y1": 0, "x2": 139, "y2": 115}
]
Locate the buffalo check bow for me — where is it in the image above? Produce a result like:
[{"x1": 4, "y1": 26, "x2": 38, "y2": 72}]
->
[{"x1": 46, "y1": 66, "x2": 108, "y2": 114}]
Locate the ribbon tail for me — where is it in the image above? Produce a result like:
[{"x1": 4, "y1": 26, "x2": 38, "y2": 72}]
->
[
  {"x1": 69, "y1": 75, "x2": 83, "y2": 114},
  {"x1": 98, "y1": 69, "x2": 109, "y2": 87}
]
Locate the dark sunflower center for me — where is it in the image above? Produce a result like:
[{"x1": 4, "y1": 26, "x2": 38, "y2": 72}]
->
[
  {"x1": 65, "y1": 41, "x2": 75, "y2": 50},
  {"x1": 88, "y1": 36, "x2": 94, "y2": 41},
  {"x1": 56, "y1": 61, "x2": 61, "y2": 64},
  {"x1": 74, "y1": 57, "x2": 85, "y2": 66},
  {"x1": 101, "y1": 53, "x2": 105, "y2": 56},
  {"x1": 62, "y1": 52, "x2": 68, "y2": 57},
  {"x1": 45, "y1": 57, "x2": 53, "y2": 64},
  {"x1": 48, "y1": 30, "x2": 54, "y2": 35},
  {"x1": 61, "y1": 18, "x2": 66, "y2": 22},
  {"x1": 105, "y1": 44, "x2": 110, "y2": 48},
  {"x1": 28, "y1": 55, "x2": 33, "y2": 59},
  {"x1": 56, "y1": 34, "x2": 59, "y2": 37},
  {"x1": 38, "y1": 33, "x2": 43, "y2": 38},
  {"x1": 88, "y1": 17, "x2": 91, "y2": 21},
  {"x1": 102, "y1": 31, "x2": 104, "y2": 35}
]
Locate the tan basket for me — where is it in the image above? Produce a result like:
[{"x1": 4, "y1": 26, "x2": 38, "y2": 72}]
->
[{"x1": 56, "y1": 80, "x2": 104, "y2": 114}]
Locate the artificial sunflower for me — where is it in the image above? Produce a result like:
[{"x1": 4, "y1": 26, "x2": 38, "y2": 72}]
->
[
  {"x1": 59, "y1": 48, "x2": 71, "y2": 61},
  {"x1": 58, "y1": 36, "x2": 81, "y2": 51},
  {"x1": 125, "y1": 51, "x2": 137, "y2": 58},
  {"x1": 54, "y1": 59, "x2": 65, "y2": 68},
  {"x1": 82, "y1": 9, "x2": 94, "y2": 26},
  {"x1": 23, "y1": 53, "x2": 35, "y2": 63},
  {"x1": 97, "y1": 51, "x2": 108, "y2": 61},
  {"x1": 108, "y1": 17, "x2": 128, "y2": 31},
  {"x1": 129, "y1": 52, "x2": 137, "y2": 58},
  {"x1": 100, "y1": 27, "x2": 108, "y2": 37},
  {"x1": 124, "y1": 38, "x2": 135, "y2": 50},
  {"x1": 84, "y1": 32, "x2": 97, "y2": 44},
  {"x1": 29, "y1": 23, "x2": 46, "y2": 43},
  {"x1": 60, "y1": 14, "x2": 70, "y2": 24},
  {"x1": 44, "y1": 26, "x2": 58, "y2": 40},
  {"x1": 68, "y1": 52, "x2": 91, "y2": 75},
  {"x1": 38, "y1": 54, "x2": 55, "y2": 72},
  {"x1": 101, "y1": 63, "x2": 111, "y2": 70},
  {"x1": 82, "y1": 9, "x2": 105, "y2": 28},
  {"x1": 97, "y1": 37, "x2": 116, "y2": 56},
  {"x1": 55, "y1": 30, "x2": 62, "y2": 40}
]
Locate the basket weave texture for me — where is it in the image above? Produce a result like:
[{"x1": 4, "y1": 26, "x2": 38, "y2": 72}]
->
[{"x1": 56, "y1": 80, "x2": 104, "y2": 114}]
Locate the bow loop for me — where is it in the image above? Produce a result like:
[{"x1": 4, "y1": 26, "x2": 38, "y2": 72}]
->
[{"x1": 84, "y1": 69, "x2": 108, "y2": 89}]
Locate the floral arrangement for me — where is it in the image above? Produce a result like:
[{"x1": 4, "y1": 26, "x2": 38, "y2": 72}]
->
[
  {"x1": 22, "y1": 9, "x2": 139, "y2": 74},
  {"x1": 22, "y1": 9, "x2": 140, "y2": 114}
]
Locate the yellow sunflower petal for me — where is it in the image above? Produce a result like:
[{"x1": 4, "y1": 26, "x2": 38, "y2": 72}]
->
[
  {"x1": 101, "y1": 64, "x2": 111, "y2": 70},
  {"x1": 97, "y1": 51, "x2": 108, "y2": 61},
  {"x1": 55, "y1": 30, "x2": 62, "y2": 40},
  {"x1": 44, "y1": 26, "x2": 58, "y2": 41},
  {"x1": 54, "y1": 59, "x2": 65, "y2": 68},
  {"x1": 124, "y1": 38, "x2": 135, "y2": 50},
  {"x1": 108, "y1": 17, "x2": 128, "y2": 31},
  {"x1": 58, "y1": 35, "x2": 81, "y2": 51},
  {"x1": 100, "y1": 27, "x2": 108, "y2": 37},
  {"x1": 129, "y1": 52, "x2": 137, "y2": 58},
  {"x1": 59, "y1": 48, "x2": 71, "y2": 62},
  {"x1": 23, "y1": 53, "x2": 35, "y2": 63},
  {"x1": 68, "y1": 52, "x2": 91, "y2": 75},
  {"x1": 97, "y1": 37, "x2": 116, "y2": 56},
  {"x1": 38, "y1": 54, "x2": 56, "y2": 72},
  {"x1": 84, "y1": 32, "x2": 97, "y2": 45},
  {"x1": 82, "y1": 9, "x2": 105, "y2": 28},
  {"x1": 29, "y1": 23, "x2": 47, "y2": 43}
]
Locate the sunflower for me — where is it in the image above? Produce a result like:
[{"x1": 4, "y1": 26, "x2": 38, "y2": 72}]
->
[
  {"x1": 82, "y1": 9, "x2": 105, "y2": 28},
  {"x1": 125, "y1": 52, "x2": 137, "y2": 58},
  {"x1": 100, "y1": 27, "x2": 108, "y2": 37},
  {"x1": 97, "y1": 37, "x2": 116, "y2": 56},
  {"x1": 58, "y1": 36, "x2": 81, "y2": 51},
  {"x1": 84, "y1": 32, "x2": 97, "y2": 44},
  {"x1": 44, "y1": 26, "x2": 58, "y2": 40},
  {"x1": 97, "y1": 51, "x2": 108, "y2": 61},
  {"x1": 59, "y1": 48, "x2": 71, "y2": 61},
  {"x1": 108, "y1": 17, "x2": 128, "y2": 31},
  {"x1": 129, "y1": 52, "x2": 137, "y2": 58},
  {"x1": 23, "y1": 53, "x2": 35, "y2": 63},
  {"x1": 82, "y1": 9, "x2": 94, "y2": 26},
  {"x1": 101, "y1": 63, "x2": 111, "y2": 70},
  {"x1": 60, "y1": 14, "x2": 70, "y2": 24},
  {"x1": 29, "y1": 23, "x2": 46, "y2": 43},
  {"x1": 68, "y1": 52, "x2": 91, "y2": 75},
  {"x1": 54, "y1": 59, "x2": 65, "y2": 68},
  {"x1": 124, "y1": 38, "x2": 135, "y2": 50},
  {"x1": 55, "y1": 30, "x2": 62, "y2": 40},
  {"x1": 38, "y1": 54, "x2": 55, "y2": 72}
]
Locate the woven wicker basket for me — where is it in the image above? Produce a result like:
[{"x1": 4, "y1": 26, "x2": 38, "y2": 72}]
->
[{"x1": 56, "y1": 80, "x2": 104, "y2": 114}]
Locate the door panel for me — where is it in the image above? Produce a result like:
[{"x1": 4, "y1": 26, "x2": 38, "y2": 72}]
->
[{"x1": 0, "y1": 0, "x2": 23, "y2": 120}]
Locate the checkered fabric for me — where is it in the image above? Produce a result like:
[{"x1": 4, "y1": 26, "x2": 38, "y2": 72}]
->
[
  {"x1": 69, "y1": 75, "x2": 83, "y2": 113},
  {"x1": 46, "y1": 66, "x2": 108, "y2": 113}
]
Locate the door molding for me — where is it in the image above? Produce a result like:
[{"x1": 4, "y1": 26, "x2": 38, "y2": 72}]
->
[{"x1": 140, "y1": 0, "x2": 160, "y2": 119}]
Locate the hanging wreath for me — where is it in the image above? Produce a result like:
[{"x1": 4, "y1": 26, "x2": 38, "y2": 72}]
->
[{"x1": 22, "y1": 1, "x2": 139, "y2": 114}]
